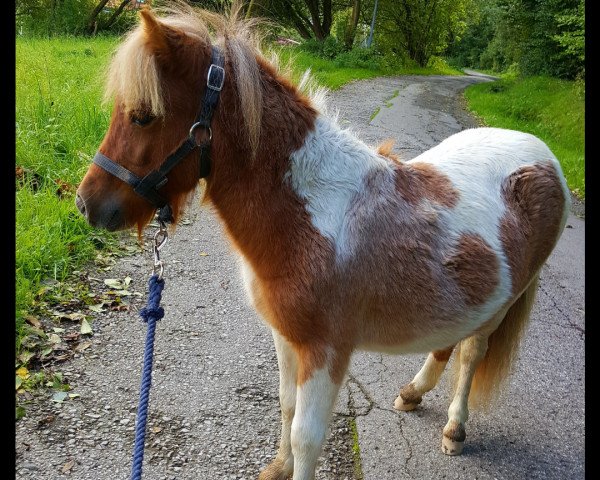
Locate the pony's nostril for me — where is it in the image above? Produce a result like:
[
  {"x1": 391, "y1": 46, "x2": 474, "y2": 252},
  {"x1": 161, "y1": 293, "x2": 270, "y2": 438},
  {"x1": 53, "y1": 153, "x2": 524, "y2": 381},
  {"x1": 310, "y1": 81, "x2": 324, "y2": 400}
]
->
[{"x1": 75, "y1": 193, "x2": 87, "y2": 216}]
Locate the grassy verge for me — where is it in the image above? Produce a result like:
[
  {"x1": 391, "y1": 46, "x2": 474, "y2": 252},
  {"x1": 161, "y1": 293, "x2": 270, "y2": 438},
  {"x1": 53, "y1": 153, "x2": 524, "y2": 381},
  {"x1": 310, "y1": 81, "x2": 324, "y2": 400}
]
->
[
  {"x1": 465, "y1": 76, "x2": 584, "y2": 197},
  {"x1": 274, "y1": 48, "x2": 462, "y2": 90},
  {"x1": 16, "y1": 36, "x2": 119, "y2": 353}
]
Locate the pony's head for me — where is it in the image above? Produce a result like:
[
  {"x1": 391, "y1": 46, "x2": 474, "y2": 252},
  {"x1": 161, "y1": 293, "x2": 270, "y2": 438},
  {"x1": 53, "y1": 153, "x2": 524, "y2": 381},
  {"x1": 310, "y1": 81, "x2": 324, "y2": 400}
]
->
[{"x1": 76, "y1": 4, "x2": 264, "y2": 233}]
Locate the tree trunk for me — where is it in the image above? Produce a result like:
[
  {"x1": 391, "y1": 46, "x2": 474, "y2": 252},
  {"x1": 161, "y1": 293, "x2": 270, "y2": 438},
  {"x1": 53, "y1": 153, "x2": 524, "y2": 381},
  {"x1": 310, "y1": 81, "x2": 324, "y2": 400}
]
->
[
  {"x1": 322, "y1": 0, "x2": 332, "y2": 34},
  {"x1": 280, "y1": 0, "x2": 313, "y2": 39},
  {"x1": 344, "y1": 0, "x2": 361, "y2": 49},
  {"x1": 305, "y1": 0, "x2": 326, "y2": 40},
  {"x1": 104, "y1": 0, "x2": 132, "y2": 30},
  {"x1": 87, "y1": 0, "x2": 110, "y2": 34},
  {"x1": 246, "y1": 0, "x2": 268, "y2": 18}
]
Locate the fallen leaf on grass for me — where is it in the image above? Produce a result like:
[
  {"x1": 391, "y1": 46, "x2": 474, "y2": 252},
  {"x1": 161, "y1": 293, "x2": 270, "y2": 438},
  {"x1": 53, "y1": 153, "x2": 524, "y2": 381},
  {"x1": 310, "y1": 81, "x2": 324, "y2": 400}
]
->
[
  {"x1": 24, "y1": 315, "x2": 41, "y2": 328},
  {"x1": 88, "y1": 303, "x2": 106, "y2": 313},
  {"x1": 52, "y1": 391, "x2": 68, "y2": 403},
  {"x1": 112, "y1": 289, "x2": 132, "y2": 296},
  {"x1": 51, "y1": 311, "x2": 86, "y2": 322},
  {"x1": 28, "y1": 326, "x2": 47, "y2": 339},
  {"x1": 48, "y1": 334, "x2": 62, "y2": 344},
  {"x1": 16, "y1": 376, "x2": 22, "y2": 391},
  {"x1": 18, "y1": 350, "x2": 34, "y2": 365},
  {"x1": 16, "y1": 406, "x2": 26, "y2": 420},
  {"x1": 53, "y1": 327, "x2": 65, "y2": 333},
  {"x1": 104, "y1": 278, "x2": 123, "y2": 289},
  {"x1": 52, "y1": 353, "x2": 72, "y2": 362},
  {"x1": 80, "y1": 319, "x2": 93, "y2": 335},
  {"x1": 75, "y1": 341, "x2": 92, "y2": 352},
  {"x1": 61, "y1": 459, "x2": 75, "y2": 473},
  {"x1": 63, "y1": 332, "x2": 80, "y2": 342}
]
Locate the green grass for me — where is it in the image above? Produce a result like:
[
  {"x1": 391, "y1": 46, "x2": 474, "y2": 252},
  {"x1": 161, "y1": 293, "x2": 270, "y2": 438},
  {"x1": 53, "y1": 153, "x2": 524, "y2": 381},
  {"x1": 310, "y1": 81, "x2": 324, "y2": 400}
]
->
[
  {"x1": 16, "y1": 36, "x2": 119, "y2": 348},
  {"x1": 348, "y1": 417, "x2": 364, "y2": 480},
  {"x1": 465, "y1": 76, "x2": 584, "y2": 197},
  {"x1": 274, "y1": 48, "x2": 462, "y2": 90}
]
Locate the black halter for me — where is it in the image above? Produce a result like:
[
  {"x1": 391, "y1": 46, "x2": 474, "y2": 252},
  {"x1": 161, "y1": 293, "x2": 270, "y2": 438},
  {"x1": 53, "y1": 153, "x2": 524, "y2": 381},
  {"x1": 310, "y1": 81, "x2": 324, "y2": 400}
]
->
[{"x1": 92, "y1": 46, "x2": 225, "y2": 224}]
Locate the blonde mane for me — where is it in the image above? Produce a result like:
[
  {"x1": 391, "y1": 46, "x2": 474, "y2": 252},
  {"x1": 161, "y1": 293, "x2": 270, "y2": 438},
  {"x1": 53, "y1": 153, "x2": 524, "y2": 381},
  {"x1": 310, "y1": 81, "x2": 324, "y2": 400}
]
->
[{"x1": 105, "y1": 1, "x2": 265, "y2": 155}]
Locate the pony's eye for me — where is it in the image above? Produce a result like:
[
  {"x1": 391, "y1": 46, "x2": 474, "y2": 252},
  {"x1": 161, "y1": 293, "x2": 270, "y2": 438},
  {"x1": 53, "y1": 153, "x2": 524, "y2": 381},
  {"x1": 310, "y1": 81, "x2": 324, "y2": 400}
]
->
[{"x1": 131, "y1": 112, "x2": 155, "y2": 126}]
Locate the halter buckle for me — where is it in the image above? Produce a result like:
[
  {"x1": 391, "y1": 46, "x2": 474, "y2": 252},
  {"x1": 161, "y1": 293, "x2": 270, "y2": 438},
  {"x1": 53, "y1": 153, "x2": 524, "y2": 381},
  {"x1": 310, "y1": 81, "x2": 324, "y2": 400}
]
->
[{"x1": 207, "y1": 64, "x2": 225, "y2": 91}]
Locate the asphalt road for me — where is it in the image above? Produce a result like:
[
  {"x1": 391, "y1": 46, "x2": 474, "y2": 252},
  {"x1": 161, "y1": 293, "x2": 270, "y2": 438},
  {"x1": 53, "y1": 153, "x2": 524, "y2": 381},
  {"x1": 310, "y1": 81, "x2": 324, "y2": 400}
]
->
[{"x1": 15, "y1": 74, "x2": 585, "y2": 479}]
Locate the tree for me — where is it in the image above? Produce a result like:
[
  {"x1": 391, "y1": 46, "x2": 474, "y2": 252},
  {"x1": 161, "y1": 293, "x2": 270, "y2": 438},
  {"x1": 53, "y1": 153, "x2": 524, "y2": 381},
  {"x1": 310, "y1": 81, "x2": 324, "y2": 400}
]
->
[
  {"x1": 553, "y1": 0, "x2": 585, "y2": 78},
  {"x1": 343, "y1": 0, "x2": 361, "y2": 48},
  {"x1": 86, "y1": 0, "x2": 110, "y2": 34},
  {"x1": 447, "y1": 0, "x2": 584, "y2": 79},
  {"x1": 375, "y1": 0, "x2": 472, "y2": 66},
  {"x1": 253, "y1": 0, "x2": 335, "y2": 40}
]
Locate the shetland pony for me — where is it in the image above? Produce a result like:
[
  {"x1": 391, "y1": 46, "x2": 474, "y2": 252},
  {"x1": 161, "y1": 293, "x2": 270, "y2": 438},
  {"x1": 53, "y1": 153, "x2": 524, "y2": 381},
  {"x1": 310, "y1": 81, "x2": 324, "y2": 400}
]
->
[{"x1": 76, "y1": 5, "x2": 570, "y2": 480}]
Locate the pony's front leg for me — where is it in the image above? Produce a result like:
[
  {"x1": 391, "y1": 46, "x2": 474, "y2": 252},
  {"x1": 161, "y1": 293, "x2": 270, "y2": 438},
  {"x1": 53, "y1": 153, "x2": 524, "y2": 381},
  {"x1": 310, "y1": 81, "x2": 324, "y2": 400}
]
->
[
  {"x1": 291, "y1": 349, "x2": 350, "y2": 480},
  {"x1": 259, "y1": 330, "x2": 298, "y2": 480}
]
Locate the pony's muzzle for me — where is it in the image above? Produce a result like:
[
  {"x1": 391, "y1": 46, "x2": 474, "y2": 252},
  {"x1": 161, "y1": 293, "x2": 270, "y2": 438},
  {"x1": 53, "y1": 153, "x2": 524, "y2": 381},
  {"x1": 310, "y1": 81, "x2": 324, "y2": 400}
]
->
[
  {"x1": 75, "y1": 192, "x2": 87, "y2": 217},
  {"x1": 75, "y1": 189, "x2": 123, "y2": 231}
]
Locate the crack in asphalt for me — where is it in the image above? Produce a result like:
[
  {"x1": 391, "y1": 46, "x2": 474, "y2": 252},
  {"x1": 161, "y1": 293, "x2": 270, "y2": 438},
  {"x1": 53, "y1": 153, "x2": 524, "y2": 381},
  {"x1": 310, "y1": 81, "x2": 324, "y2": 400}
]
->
[{"x1": 538, "y1": 284, "x2": 585, "y2": 339}]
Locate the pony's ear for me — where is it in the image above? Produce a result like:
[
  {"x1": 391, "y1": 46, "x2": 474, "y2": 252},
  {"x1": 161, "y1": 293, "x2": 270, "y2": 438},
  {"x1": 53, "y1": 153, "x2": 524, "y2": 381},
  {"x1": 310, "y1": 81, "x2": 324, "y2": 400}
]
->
[{"x1": 139, "y1": 8, "x2": 184, "y2": 57}]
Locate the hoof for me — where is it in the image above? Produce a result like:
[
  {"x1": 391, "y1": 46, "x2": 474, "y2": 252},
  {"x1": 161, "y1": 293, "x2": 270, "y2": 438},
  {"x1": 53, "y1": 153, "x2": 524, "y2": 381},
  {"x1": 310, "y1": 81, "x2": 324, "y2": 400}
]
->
[
  {"x1": 441, "y1": 435, "x2": 464, "y2": 456},
  {"x1": 393, "y1": 395, "x2": 419, "y2": 411},
  {"x1": 258, "y1": 458, "x2": 293, "y2": 480},
  {"x1": 394, "y1": 383, "x2": 423, "y2": 411},
  {"x1": 441, "y1": 420, "x2": 466, "y2": 456}
]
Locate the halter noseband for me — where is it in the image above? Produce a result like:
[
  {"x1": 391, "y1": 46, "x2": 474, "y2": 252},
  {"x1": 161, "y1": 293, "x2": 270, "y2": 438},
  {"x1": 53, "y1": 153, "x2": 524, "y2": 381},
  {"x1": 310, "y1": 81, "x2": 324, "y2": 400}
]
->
[{"x1": 92, "y1": 46, "x2": 225, "y2": 224}]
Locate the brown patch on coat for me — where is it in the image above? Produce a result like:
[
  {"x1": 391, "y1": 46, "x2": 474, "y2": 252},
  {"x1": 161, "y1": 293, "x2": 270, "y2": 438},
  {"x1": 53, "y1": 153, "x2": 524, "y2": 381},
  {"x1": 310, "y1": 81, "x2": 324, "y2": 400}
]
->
[
  {"x1": 395, "y1": 162, "x2": 459, "y2": 208},
  {"x1": 500, "y1": 163, "x2": 566, "y2": 295},
  {"x1": 377, "y1": 139, "x2": 401, "y2": 163},
  {"x1": 443, "y1": 420, "x2": 466, "y2": 442},
  {"x1": 433, "y1": 346, "x2": 454, "y2": 362},
  {"x1": 444, "y1": 234, "x2": 499, "y2": 306},
  {"x1": 399, "y1": 383, "x2": 423, "y2": 405}
]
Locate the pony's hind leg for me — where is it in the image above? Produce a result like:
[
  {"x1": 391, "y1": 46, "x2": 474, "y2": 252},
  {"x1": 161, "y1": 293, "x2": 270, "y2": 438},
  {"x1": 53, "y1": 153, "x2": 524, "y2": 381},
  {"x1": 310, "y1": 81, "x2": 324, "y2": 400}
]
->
[
  {"x1": 441, "y1": 334, "x2": 488, "y2": 456},
  {"x1": 394, "y1": 346, "x2": 454, "y2": 411},
  {"x1": 259, "y1": 330, "x2": 297, "y2": 480}
]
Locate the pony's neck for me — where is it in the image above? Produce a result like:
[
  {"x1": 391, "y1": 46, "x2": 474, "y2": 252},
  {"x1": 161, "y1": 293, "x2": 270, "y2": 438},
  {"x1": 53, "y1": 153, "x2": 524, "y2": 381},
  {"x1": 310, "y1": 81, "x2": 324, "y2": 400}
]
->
[{"x1": 205, "y1": 58, "x2": 332, "y2": 280}]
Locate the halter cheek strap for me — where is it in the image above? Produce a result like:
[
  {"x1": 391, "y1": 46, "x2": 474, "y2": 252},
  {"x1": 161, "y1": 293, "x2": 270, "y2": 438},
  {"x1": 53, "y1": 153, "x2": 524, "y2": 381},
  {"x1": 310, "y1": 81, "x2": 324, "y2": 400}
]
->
[{"x1": 92, "y1": 46, "x2": 225, "y2": 224}]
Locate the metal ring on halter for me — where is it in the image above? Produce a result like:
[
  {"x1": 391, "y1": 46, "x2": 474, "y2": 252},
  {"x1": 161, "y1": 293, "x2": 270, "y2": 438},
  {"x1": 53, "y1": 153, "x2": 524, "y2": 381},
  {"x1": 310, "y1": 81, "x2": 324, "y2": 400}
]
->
[{"x1": 188, "y1": 122, "x2": 212, "y2": 144}]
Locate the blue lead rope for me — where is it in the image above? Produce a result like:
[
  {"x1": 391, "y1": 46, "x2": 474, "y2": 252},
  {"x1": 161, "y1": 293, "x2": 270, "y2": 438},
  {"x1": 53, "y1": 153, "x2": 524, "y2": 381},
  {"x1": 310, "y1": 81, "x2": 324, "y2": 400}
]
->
[{"x1": 131, "y1": 274, "x2": 165, "y2": 480}]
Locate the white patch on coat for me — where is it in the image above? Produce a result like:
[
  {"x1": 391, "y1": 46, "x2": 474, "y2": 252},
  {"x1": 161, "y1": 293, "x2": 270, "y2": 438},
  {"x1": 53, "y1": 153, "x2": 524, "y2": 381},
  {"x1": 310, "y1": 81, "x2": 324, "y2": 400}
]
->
[
  {"x1": 287, "y1": 115, "x2": 391, "y2": 250},
  {"x1": 291, "y1": 367, "x2": 341, "y2": 479},
  {"x1": 271, "y1": 329, "x2": 298, "y2": 471}
]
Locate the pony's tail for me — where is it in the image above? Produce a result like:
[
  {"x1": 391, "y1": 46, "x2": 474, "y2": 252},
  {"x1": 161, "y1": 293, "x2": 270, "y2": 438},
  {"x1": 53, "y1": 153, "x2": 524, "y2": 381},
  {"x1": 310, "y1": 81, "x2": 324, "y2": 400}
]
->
[{"x1": 453, "y1": 274, "x2": 539, "y2": 410}]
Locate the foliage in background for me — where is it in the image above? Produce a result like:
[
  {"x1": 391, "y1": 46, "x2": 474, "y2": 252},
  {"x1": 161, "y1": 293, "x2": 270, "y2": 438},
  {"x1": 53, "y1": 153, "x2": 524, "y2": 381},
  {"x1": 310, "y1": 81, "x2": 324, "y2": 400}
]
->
[
  {"x1": 446, "y1": 0, "x2": 585, "y2": 80},
  {"x1": 277, "y1": 46, "x2": 460, "y2": 90},
  {"x1": 373, "y1": 0, "x2": 472, "y2": 67},
  {"x1": 466, "y1": 76, "x2": 584, "y2": 197},
  {"x1": 16, "y1": 0, "x2": 140, "y2": 35}
]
